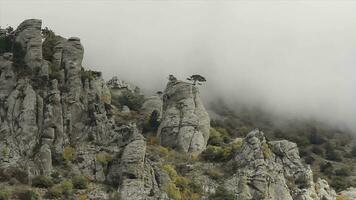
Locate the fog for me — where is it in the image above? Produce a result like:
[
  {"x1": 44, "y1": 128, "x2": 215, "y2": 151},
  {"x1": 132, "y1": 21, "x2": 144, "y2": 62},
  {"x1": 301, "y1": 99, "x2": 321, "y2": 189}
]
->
[{"x1": 1, "y1": 1, "x2": 355, "y2": 130}]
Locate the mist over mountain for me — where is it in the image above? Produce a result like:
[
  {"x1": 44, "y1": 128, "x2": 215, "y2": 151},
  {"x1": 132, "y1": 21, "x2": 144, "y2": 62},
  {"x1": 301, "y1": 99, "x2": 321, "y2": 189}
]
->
[{"x1": 1, "y1": 0, "x2": 355, "y2": 131}]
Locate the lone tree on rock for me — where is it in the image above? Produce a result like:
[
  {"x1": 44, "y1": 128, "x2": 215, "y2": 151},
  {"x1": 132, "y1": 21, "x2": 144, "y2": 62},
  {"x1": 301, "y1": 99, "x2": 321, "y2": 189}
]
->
[{"x1": 187, "y1": 74, "x2": 206, "y2": 85}]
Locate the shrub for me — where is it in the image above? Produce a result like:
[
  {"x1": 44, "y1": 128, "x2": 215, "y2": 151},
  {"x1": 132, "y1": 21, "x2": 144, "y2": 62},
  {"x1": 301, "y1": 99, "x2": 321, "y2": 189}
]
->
[
  {"x1": 96, "y1": 152, "x2": 113, "y2": 165},
  {"x1": 304, "y1": 156, "x2": 315, "y2": 164},
  {"x1": 32, "y1": 175, "x2": 54, "y2": 188},
  {"x1": 147, "y1": 136, "x2": 159, "y2": 145},
  {"x1": 118, "y1": 90, "x2": 145, "y2": 111},
  {"x1": 42, "y1": 28, "x2": 61, "y2": 61},
  {"x1": 208, "y1": 128, "x2": 224, "y2": 146},
  {"x1": 331, "y1": 176, "x2": 350, "y2": 192},
  {"x1": 18, "y1": 190, "x2": 40, "y2": 200},
  {"x1": 1, "y1": 147, "x2": 8, "y2": 158},
  {"x1": 201, "y1": 145, "x2": 224, "y2": 162},
  {"x1": 46, "y1": 186, "x2": 62, "y2": 199},
  {"x1": 311, "y1": 146, "x2": 324, "y2": 156},
  {"x1": 143, "y1": 110, "x2": 161, "y2": 133},
  {"x1": 72, "y1": 175, "x2": 88, "y2": 189},
  {"x1": 351, "y1": 146, "x2": 356, "y2": 157},
  {"x1": 0, "y1": 189, "x2": 10, "y2": 200},
  {"x1": 46, "y1": 180, "x2": 73, "y2": 199},
  {"x1": 208, "y1": 186, "x2": 236, "y2": 200},
  {"x1": 205, "y1": 169, "x2": 223, "y2": 181},
  {"x1": 320, "y1": 162, "x2": 334, "y2": 175},
  {"x1": 325, "y1": 147, "x2": 342, "y2": 161},
  {"x1": 162, "y1": 164, "x2": 179, "y2": 182},
  {"x1": 336, "y1": 195, "x2": 347, "y2": 200},
  {"x1": 164, "y1": 182, "x2": 181, "y2": 200},
  {"x1": 262, "y1": 143, "x2": 272, "y2": 158},
  {"x1": 335, "y1": 167, "x2": 351, "y2": 176},
  {"x1": 63, "y1": 146, "x2": 75, "y2": 162},
  {"x1": 208, "y1": 128, "x2": 232, "y2": 146}
]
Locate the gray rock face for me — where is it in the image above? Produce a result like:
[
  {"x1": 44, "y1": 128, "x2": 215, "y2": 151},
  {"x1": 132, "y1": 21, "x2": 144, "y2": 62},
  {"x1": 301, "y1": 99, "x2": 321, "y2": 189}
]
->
[
  {"x1": 107, "y1": 76, "x2": 136, "y2": 107},
  {"x1": 15, "y1": 19, "x2": 43, "y2": 70},
  {"x1": 224, "y1": 129, "x2": 336, "y2": 200},
  {"x1": 157, "y1": 79, "x2": 210, "y2": 155},
  {"x1": 340, "y1": 187, "x2": 356, "y2": 199},
  {"x1": 0, "y1": 19, "x2": 340, "y2": 200}
]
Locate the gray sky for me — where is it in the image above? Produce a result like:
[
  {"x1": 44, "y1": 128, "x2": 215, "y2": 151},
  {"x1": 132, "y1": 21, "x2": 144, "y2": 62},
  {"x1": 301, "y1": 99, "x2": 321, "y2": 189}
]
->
[{"x1": 1, "y1": 0, "x2": 355, "y2": 130}]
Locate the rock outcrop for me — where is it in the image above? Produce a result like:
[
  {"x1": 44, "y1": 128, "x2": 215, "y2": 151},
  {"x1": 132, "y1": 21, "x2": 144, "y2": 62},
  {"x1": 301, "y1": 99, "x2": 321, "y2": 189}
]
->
[
  {"x1": 0, "y1": 19, "x2": 341, "y2": 200},
  {"x1": 340, "y1": 187, "x2": 356, "y2": 199},
  {"x1": 224, "y1": 129, "x2": 336, "y2": 200},
  {"x1": 157, "y1": 78, "x2": 210, "y2": 155}
]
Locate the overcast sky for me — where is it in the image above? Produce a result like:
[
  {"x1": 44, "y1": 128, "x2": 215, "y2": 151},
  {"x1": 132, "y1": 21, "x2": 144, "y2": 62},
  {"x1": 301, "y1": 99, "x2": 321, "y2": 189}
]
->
[{"x1": 0, "y1": 0, "x2": 355, "y2": 130}]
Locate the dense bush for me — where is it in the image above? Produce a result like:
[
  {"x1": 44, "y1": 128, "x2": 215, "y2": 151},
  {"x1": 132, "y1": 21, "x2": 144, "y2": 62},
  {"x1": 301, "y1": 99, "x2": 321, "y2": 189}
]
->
[
  {"x1": 72, "y1": 175, "x2": 88, "y2": 189},
  {"x1": 162, "y1": 164, "x2": 202, "y2": 200},
  {"x1": 335, "y1": 167, "x2": 351, "y2": 177},
  {"x1": 32, "y1": 175, "x2": 54, "y2": 188},
  {"x1": 331, "y1": 176, "x2": 350, "y2": 192},
  {"x1": 164, "y1": 182, "x2": 181, "y2": 200},
  {"x1": 0, "y1": 35, "x2": 13, "y2": 54},
  {"x1": 0, "y1": 189, "x2": 10, "y2": 200},
  {"x1": 42, "y1": 28, "x2": 61, "y2": 61},
  {"x1": 311, "y1": 146, "x2": 324, "y2": 156},
  {"x1": 18, "y1": 190, "x2": 40, "y2": 200},
  {"x1": 325, "y1": 144, "x2": 342, "y2": 161},
  {"x1": 208, "y1": 186, "x2": 236, "y2": 200},
  {"x1": 46, "y1": 180, "x2": 73, "y2": 199},
  {"x1": 0, "y1": 167, "x2": 28, "y2": 184},
  {"x1": 143, "y1": 110, "x2": 161, "y2": 133},
  {"x1": 351, "y1": 146, "x2": 356, "y2": 157},
  {"x1": 63, "y1": 146, "x2": 76, "y2": 163},
  {"x1": 118, "y1": 90, "x2": 145, "y2": 111},
  {"x1": 202, "y1": 141, "x2": 242, "y2": 162},
  {"x1": 320, "y1": 162, "x2": 334, "y2": 175},
  {"x1": 208, "y1": 128, "x2": 230, "y2": 146},
  {"x1": 96, "y1": 152, "x2": 113, "y2": 165}
]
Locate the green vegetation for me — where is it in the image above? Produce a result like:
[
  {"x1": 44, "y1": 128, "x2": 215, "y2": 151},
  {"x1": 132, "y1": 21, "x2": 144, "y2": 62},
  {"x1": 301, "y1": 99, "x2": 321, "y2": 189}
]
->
[
  {"x1": 118, "y1": 90, "x2": 145, "y2": 111},
  {"x1": 96, "y1": 151, "x2": 113, "y2": 165},
  {"x1": 72, "y1": 175, "x2": 88, "y2": 189},
  {"x1": 41, "y1": 27, "x2": 61, "y2": 61},
  {"x1": 62, "y1": 146, "x2": 76, "y2": 163},
  {"x1": 0, "y1": 36, "x2": 13, "y2": 54},
  {"x1": 162, "y1": 164, "x2": 202, "y2": 200},
  {"x1": 0, "y1": 189, "x2": 10, "y2": 200},
  {"x1": 262, "y1": 143, "x2": 272, "y2": 158},
  {"x1": 1, "y1": 147, "x2": 8, "y2": 159},
  {"x1": 32, "y1": 175, "x2": 54, "y2": 188},
  {"x1": 164, "y1": 182, "x2": 182, "y2": 200},
  {"x1": 46, "y1": 180, "x2": 73, "y2": 199},
  {"x1": 18, "y1": 189, "x2": 40, "y2": 200},
  {"x1": 143, "y1": 110, "x2": 160, "y2": 133}
]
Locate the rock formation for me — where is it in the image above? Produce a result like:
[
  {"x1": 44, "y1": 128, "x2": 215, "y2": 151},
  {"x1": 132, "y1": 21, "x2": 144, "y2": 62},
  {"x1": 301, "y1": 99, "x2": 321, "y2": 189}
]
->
[
  {"x1": 158, "y1": 77, "x2": 210, "y2": 155},
  {"x1": 224, "y1": 129, "x2": 336, "y2": 200},
  {"x1": 0, "y1": 19, "x2": 342, "y2": 200}
]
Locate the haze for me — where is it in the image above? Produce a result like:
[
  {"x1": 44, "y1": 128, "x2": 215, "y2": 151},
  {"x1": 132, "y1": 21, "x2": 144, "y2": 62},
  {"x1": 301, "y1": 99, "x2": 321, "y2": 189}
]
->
[{"x1": 1, "y1": 0, "x2": 355, "y2": 130}]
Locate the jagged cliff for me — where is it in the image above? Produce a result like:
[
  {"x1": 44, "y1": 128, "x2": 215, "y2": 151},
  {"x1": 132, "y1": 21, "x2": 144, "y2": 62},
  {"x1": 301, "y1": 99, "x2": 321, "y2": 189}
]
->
[{"x1": 0, "y1": 19, "x2": 351, "y2": 200}]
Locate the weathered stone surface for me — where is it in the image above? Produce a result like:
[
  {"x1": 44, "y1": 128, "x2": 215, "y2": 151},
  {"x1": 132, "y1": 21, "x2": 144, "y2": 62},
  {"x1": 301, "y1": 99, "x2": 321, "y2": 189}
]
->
[
  {"x1": 224, "y1": 129, "x2": 336, "y2": 200},
  {"x1": 340, "y1": 187, "x2": 356, "y2": 200},
  {"x1": 157, "y1": 79, "x2": 210, "y2": 155},
  {"x1": 15, "y1": 19, "x2": 43, "y2": 70},
  {"x1": 107, "y1": 76, "x2": 136, "y2": 107}
]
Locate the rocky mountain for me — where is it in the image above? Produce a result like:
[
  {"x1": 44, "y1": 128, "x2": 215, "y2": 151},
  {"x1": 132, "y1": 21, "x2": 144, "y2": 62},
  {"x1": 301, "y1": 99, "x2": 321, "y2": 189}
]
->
[{"x1": 0, "y1": 19, "x2": 353, "y2": 200}]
